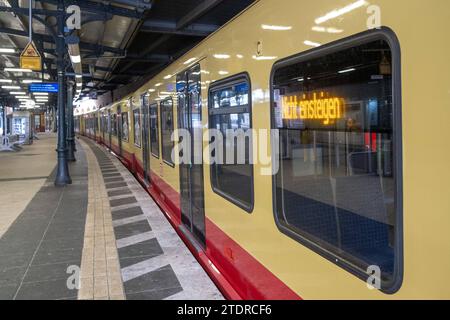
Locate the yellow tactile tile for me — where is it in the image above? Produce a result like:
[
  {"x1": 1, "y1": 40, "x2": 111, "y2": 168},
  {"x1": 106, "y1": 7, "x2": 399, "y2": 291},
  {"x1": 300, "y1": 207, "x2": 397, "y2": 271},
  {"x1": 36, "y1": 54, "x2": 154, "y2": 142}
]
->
[{"x1": 77, "y1": 139, "x2": 125, "y2": 300}]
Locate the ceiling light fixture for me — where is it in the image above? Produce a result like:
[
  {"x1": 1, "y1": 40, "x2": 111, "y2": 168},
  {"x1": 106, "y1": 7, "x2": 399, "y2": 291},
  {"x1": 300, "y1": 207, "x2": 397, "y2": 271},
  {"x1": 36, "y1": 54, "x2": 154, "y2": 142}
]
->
[
  {"x1": 2, "y1": 85, "x2": 21, "y2": 90},
  {"x1": 22, "y1": 79, "x2": 43, "y2": 84},
  {"x1": 4, "y1": 68, "x2": 33, "y2": 73},
  {"x1": 0, "y1": 48, "x2": 15, "y2": 53},
  {"x1": 70, "y1": 55, "x2": 81, "y2": 63}
]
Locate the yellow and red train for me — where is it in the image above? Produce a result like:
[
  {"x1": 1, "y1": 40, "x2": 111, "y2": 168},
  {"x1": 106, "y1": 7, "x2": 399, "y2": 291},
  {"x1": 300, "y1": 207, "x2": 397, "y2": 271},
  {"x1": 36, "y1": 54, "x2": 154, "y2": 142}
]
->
[{"x1": 76, "y1": 0, "x2": 450, "y2": 299}]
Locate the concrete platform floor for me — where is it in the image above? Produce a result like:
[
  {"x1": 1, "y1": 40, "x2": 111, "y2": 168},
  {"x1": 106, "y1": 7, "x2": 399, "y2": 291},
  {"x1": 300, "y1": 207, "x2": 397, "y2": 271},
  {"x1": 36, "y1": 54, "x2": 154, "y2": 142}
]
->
[{"x1": 0, "y1": 133, "x2": 223, "y2": 300}]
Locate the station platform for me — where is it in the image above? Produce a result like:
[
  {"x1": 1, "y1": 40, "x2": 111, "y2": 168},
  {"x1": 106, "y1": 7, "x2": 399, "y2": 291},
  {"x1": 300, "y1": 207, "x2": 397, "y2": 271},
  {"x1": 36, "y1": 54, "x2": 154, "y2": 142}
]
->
[{"x1": 0, "y1": 133, "x2": 223, "y2": 300}]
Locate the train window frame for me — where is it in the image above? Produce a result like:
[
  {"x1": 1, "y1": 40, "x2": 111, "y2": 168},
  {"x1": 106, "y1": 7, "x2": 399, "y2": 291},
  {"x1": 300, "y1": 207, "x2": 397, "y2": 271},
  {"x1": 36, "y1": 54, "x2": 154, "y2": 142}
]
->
[
  {"x1": 149, "y1": 102, "x2": 160, "y2": 159},
  {"x1": 160, "y1": 97, "x2": 175, "y2": 167},
  {"x1": 269, "y1": 27, "x2": 403, "y2": 294},
  {"x1": 208, "y1": 72, "x2": 254, "y2": 213}
]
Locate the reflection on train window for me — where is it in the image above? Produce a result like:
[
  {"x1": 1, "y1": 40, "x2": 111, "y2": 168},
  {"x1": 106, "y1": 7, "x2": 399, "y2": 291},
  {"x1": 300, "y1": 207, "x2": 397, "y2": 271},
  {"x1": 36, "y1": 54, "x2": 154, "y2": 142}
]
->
[
  {"x1": 272, "y1": 39, "x2": 399, "y2": 287},
  {"x1": 160, "y1": 98, "x2": 174, "y2": 166},
  {"x1": 133, "y1": 109, "x2": 141, "y2": 148},
  {"x1": 111, "y1": 114, "x2": 118, "y2": 136},
  {"x1": 209, "y1": 74, "x2": 253, "y2": 212},
  {"x1": 121, "y1": 112, "x2": 129, "y2": 142},
  {"x1": 149, "y1": 103, "x2": 159, "y2": 158}
]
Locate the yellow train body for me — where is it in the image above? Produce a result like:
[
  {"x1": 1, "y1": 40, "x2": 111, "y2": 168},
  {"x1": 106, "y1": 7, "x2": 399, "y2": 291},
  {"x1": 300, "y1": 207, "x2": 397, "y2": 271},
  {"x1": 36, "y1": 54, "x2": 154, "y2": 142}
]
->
[{"x1": 77, "y1": 0, "x2": 450, "y2": 299}]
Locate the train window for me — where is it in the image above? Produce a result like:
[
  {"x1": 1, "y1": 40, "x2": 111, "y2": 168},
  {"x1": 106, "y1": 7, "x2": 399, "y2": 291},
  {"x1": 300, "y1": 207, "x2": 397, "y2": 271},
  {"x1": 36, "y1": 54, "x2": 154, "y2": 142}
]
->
[
  {"x1": 121, "y1": 112, "x2": 129, "y2": 141},
  {"x1": 160, "y1": 98, "x2": 174, "y2": 166},
  {"x1": 111, "y1": 113, "x2": 117, "y2": 136},
  {"x1": 271, "y1": 31, "x2": 401, "y2": 291},
  {"x1": 133, "y1": 109, "x2": 141, "y2": 148},
  {"x1": 149, "y1": 103, "x2": 160, "y2": 158},
  {"x1": 208, "y1": 73, "x2": 253, "y2": 212}
]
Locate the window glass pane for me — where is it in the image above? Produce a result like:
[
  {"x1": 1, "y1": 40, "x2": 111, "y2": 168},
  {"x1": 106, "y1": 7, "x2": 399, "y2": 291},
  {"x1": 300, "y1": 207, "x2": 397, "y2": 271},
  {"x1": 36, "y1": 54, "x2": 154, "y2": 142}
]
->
[
  {"x1": 212, "y1": 82, "x2": 249, "y2": 109},
  {"x1": 133, "y1": 109, "x2": 141, "y2": 147},
  {"x1": 149, "y1": 103, "x2": 159, "y2": 157},
  {"x1": 160, "y1": 99, "x2": 174, "y2": 165},
  {"x1": 209, "y1": 77, "x2": 253, "y2": 211},
  {"x1": 111, "y1": 114, "x2": 117, "y2": 136},
  {"x1": 273, "y1": 39, "x2": 397, "y2": 283},
  {"x1": 121, "y1": 112, "x2": 129, "y2": 141}
]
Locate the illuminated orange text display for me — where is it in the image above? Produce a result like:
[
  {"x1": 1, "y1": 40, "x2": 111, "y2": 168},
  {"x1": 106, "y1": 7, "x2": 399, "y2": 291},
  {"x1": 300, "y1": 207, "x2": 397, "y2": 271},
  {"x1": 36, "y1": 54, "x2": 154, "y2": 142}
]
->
[{"x1": 282, "y1": 93, "x2": 345, "y2": 125}]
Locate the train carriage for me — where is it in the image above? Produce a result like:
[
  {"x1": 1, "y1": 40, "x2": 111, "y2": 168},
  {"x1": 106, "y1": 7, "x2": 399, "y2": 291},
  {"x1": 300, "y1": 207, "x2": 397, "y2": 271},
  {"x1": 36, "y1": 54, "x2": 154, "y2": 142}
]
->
[{"x1": 76, "y1": 0, "x2": 450, "y2": 299}]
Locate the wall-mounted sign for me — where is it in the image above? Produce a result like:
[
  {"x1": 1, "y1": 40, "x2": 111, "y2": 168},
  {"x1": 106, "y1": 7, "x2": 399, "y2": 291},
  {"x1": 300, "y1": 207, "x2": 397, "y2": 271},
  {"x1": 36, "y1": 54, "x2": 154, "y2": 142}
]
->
[
  {"x1": 282, "y1": 92, "x2": 345, "y2": 125},
  {"x1": 29, "y1": 83, "x2": 59, "y2": 93},
  {"x1": 20, "y1": 42, "x2": 42, "y2": 71}
]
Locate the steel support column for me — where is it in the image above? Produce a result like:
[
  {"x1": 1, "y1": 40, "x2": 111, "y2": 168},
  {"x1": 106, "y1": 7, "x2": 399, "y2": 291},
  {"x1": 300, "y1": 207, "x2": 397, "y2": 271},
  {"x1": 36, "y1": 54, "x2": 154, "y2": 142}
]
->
[
  {"x1": 54, "y1": 0, "x2": 71, "y2": 186},
  {"x1": 66, "y1": 80, "x2": 76, "y2": 162}
]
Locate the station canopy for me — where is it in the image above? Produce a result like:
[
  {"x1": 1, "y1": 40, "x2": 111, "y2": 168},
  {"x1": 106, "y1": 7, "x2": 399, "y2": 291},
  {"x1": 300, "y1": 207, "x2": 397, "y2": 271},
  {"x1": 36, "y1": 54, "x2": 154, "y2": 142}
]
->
[{"x1": 0, "y1": 0, "x2": 255, "y2": 109}]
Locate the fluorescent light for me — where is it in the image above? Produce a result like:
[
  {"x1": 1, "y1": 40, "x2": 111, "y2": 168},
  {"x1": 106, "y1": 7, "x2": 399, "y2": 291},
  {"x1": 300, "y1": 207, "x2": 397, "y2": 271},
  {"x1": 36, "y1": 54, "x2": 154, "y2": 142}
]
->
[
  {"x1": 154, "y1": 83, "x2": 162, "y2": 87},
  {"x1": 0, "y1": 48, "x2": 15, "y2": 53},
  {"x1": 75, "y1": 74, "x2": 82, "y2": 78},
  {"x1": 76, "y1": 83, "x2": 82, "y2": 87},
  {"x1": 0, "y1": 79, "x2": 12, "y2": 83},
  {"x1": 183, "y1": 57, "x2": 197, "y2": 65},
  {"x1": 2, "y1": 85, "x2": 21, "y2": 89},
  {"x1": 304, "y1": 40, "x2": 321, "y2": 47},
  {"x1": 218, "y1": 71, "x2": 229, "y2": 75},
  {"x1": 70, "y1": 55, "x2": 81, "y2": 63},
  {"x1": 315, "y1": 0, "x2": 367, "y2": 24},
  {"x1": 213, "y1": 54, "x2": 230, "y2": 59},
  {"x1": 338, "y1": 68, "x2": 356, "y2": 74},
  {"x1": 11, "y1": 92, "x2": 26, "y2": 95},
  {"x1": 252, "y1": 55, "x2": 278, "y2": 61},
  {"x1": 22, "y1": 79, "x2": 42, "y2": 84},
  {"x1": 149, "y1": 89, "x2": 156, "y2": 93},
  {"x1": 297, "y1": 78, "x2": 305, "y2": 82},
  {"x1": 261, "y1": 24, "x2": 292, "y2": 31},
  {"x1": 33, "y1": 92, "x2": 48, "y2": 96},
  {"x1": 4, "y1": 68, "x2": 33, "y2": 72},
  {"x1": 163, "y1": 74, "x2": 172, "y2": 80},
  {"x1": 236, "y1": 54, "x2": 244, "y2": 59}
]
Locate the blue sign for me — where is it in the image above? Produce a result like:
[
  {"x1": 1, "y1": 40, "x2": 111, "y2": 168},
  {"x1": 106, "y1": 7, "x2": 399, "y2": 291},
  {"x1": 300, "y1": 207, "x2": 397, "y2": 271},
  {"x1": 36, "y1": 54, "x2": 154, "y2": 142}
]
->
[{"x1": 29, "y1": 83, "x2": 59, "y2": 93}]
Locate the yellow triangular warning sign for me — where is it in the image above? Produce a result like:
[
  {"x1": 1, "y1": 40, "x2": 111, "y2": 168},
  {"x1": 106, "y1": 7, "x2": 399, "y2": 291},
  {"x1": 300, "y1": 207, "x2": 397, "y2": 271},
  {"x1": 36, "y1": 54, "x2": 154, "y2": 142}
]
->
[
  {"x1": 21, "y1": 42, "x2": 40, "y2": 57},
  {"x1": 20, "y1": 42, "x2": 41, "y2": 71}
]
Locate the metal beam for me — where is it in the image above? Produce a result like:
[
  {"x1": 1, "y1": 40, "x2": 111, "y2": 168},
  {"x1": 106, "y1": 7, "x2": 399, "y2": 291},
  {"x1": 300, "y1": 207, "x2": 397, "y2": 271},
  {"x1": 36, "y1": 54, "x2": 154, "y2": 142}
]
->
[
  {"x1": 176, "y1": 0, "x2": 224, "y2": 30},
  {"x1": 34, "y1": 0, "x2": 147, "y2": 19},
  {"x1": 116, "y1": 34, "x2": 171, "y2": 74},
  {"x1": 0, "y1": 26, "x2": 125, "y2": 56},
  {"x1": 0, "y1": 5, "x2": 59, "y2": 16},
  {"x1": 141, "y1": 20, "x2": 218, "y2": 37}
]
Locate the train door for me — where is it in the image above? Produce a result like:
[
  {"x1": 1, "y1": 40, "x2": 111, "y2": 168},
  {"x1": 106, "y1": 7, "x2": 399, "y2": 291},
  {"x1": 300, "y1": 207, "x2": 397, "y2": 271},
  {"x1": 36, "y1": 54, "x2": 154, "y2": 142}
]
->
[
  {"x1": 177, "y1": 64, "x2": 206, "y2": 247},
  {"x1": 108, "y1": 110, "x2": 112, "y2": 148},
  {"x1": 102, "y1": 113, "x2": 106, "y2": 143},
  {"x1": 141, "y1": 94, "x2": 151, "y2": 183},
  {"x1": 117, "y1": 106, "x2": 123, "y2": 156}
]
